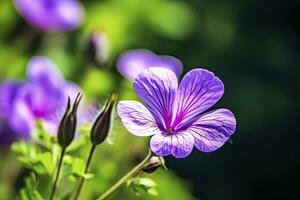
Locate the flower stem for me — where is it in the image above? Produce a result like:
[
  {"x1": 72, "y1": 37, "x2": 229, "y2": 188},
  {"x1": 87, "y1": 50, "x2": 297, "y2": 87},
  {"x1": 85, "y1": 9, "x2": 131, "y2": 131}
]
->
[
  {"x1": 49, "y1": 147, "x2": 66, "y2": 200},
  {"x1": 96, "y1": 150, "x2": 153, "y2": 200},
  {"x1": 73, "y1": 144, "x2": 96, "y2": 200}
]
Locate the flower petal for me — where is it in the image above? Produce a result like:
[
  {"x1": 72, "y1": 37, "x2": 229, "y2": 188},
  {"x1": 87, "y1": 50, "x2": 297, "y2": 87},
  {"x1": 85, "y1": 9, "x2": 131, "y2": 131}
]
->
[
  {"x1": 188, "y1": 109, "x2": 236, "y2": 152},
  {"x1": 63, "y1": 81, "x2": 81, "y2": 102},
  {"x1": 56, "y1": 0, "x2": 83, "y2": 30},
  {"x1": 9, "y1": 96, "x2": 34, "y2": 138},
  {"x1": 157, "y1": 55, "x2": 183, "y2": 78},
  {"x1": 15, "y1": 0, "x2": 83, "y2": 32},
  {"x1": 117, "y1": 49, "x2": 155, "y2": 81},
  {"x1": 0, "y1": 122, "x2": 20, "y2": 146},
  {"x1": 27, "y1": 56, "x2": 66, "y2": 96},
  {"x1": 0, "y1": 81, "x2": 22, "y2": 117},
  {"x1": 117, "y1": 100, "x2": 160, "y2": 136},
  {"x1": 134, "y1": 67, "x2": 178, "y2": 130},
  {"x1": 117, "y1": 49, "x2": 182, "y2": 81},
  {"x1": 150, "y1": 132, "x2": 194, "y2": 158},
  {"x1": 173, "y1": 69, "x2": 224, "y2": 130}
]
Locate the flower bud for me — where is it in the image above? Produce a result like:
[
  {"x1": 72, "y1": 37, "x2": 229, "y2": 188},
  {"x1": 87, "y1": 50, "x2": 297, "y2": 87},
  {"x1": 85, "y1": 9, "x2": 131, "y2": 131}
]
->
[
  {"x1": 86, "y1": 32, "x2": 109, "y2": 67},
  {"x1": 58, "y1": 93, "x2": 82, "y2": 148},
  {"x1": 142, "y1": 156, "x2": 165, "y2": 174},
  {"x1": 90, "y1": 94, "x2": 117, "y2": 146}
]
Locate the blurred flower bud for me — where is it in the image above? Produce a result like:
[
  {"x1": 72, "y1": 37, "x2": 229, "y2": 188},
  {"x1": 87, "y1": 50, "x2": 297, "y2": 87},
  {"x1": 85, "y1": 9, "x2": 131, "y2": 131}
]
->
[
  {"x1": 58, "y1": 93, "x2": 82, "y2": 148},
  {"x1": 90, "y1": 94, "x2": 117, "y2": 145},
  {"x1": 87, "y1": 32, "x2": 109, "y2": 67},
  {"x1": 142, "y1": 156, "x2": 165, "y2": 174}
]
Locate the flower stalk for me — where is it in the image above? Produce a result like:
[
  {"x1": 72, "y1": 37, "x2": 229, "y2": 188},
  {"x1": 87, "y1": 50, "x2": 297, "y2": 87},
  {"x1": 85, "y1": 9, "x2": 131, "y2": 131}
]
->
[
  {"x1": 73, "y1": 144, "x2": 96, "y2": 200},
  {"x1": 73, "y1": 94, "x2": 117, "y2": 200},
  {"x1": 49, "y1": 147, "x2": 66, "y2": 200},
  {"x1": 97, "y1": 150, "x2": 153, "y2": 200}
]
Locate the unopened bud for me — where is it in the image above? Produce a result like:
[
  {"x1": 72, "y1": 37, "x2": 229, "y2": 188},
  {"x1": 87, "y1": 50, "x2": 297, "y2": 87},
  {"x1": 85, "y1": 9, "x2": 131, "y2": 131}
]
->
[
  {"x1": 90, "y1": 94, "x2": 117, "y2": 146},
  {"x1": 58, "y1": 93, "x2": 82, "y2": 148},
  {"x1": 142, "y1": 156, "x2": 165, "y2": 174},
  {"x1": 87, "y1": 32, "x2": 109, "y2": 67}
]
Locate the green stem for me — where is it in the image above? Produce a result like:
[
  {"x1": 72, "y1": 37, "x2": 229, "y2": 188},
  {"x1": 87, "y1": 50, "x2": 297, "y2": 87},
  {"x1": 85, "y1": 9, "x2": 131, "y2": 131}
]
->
[
  {"x1": 49, "y1": 147, "x2": 66, "y2": 200},
  {"x1": 97, "y1": 150, "x2": 153, "y2": 200},
  {"x1": 73, "y1": 144, "x2": 96, "y2": 200}
]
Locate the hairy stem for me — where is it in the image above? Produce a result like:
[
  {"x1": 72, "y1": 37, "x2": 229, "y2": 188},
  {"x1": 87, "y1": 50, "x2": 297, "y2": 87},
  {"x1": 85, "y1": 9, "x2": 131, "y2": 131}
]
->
[
  {"x1": 73, "y1": 144, "x2": 96, "y2": 200},
  {"x1": 49, "y1": 147, "x2": 66, "y2": 200},
  {"x1": 97, "y1": 150, "x2": 153, "y2": 200}
]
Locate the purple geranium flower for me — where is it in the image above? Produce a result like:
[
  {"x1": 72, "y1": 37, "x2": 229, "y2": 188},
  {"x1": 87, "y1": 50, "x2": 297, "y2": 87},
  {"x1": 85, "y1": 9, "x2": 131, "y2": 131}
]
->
[
  {"x1": 0, "y1": 56, "x2": 79, "y2": 144},
  {"x1": 14, "y1": 0, "x2": 83, "y2": 32},
  {"x1": 117, "y1": 68, "x2": 236, "y2": 158},
  {"x1": 117, "y1": 49, "x2": 183, "y2": 82}
]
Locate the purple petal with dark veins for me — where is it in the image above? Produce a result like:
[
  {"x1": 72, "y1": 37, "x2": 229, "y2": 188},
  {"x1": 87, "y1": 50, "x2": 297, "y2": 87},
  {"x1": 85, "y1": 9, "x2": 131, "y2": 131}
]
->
[
  {"x1": 117, "y1": 100, "x2": 160, "y2": 136},
  {"x1": 173, "y1": 69, "x2": 224, "y2": 130},
  {"x1": 133, "y1": 68, "x2": 178, "y2": 131},
  {"x1": 150, "y1": 132, "x2": 194, "y2": 158},
  {"x1": 187, "y1": 109, "x2": 236, "y2": 152}
]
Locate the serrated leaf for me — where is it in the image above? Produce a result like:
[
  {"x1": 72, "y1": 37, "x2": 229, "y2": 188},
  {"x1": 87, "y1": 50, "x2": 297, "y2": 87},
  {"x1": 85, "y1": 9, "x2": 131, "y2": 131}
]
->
[
  {"x1": 18, "y1": 173, "x2": 44, "y2": 200},
  {"x1": 33, "y1": 120, "x2": 53, "y2": 149},
  {"x1": 38, "y1": 152, "x2": 54, "y2": 174},
  {"x1": 11, "y1": 141, "x2": 54, "y2": 175},
  {"x1": 63, "y1": 156, "x2": 95, "y2": 181}
]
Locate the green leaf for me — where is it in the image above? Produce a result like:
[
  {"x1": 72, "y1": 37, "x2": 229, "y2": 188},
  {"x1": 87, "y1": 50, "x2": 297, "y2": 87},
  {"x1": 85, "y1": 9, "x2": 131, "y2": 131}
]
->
[
  {"x1": 33, "y1": 120, "x2": 53, "y2": 149},
  {"x1": 18, "y1": 173, "x2": 44, "y2": 200},
  {"x1": 147, "y1": 187, "x2": 158, "y2": 196},
  {"x1": 38, "y1": 152, "x2": 54, "y2": 174},
  {"x1": 11, "y1": 141, "x2": 56, "y2": 175},
  {"x1": 135, "y1": 177, "x2": 157, "y2": 188},
  {"x1": 127, "y1": 177, "x2": 159, "y2": 197},
  {"x1": 63, "y1": 156, "x2": 94, "y2": 181}
]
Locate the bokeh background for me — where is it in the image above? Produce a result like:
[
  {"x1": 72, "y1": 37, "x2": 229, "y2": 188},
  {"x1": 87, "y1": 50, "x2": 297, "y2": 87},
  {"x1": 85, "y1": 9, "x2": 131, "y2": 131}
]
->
[{"x1": 0, "y1": 0, "x2": 299, "y2": 199}]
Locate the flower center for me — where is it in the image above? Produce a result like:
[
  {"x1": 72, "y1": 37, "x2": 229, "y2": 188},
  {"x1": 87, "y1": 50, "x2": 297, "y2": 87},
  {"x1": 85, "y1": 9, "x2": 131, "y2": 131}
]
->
[{"x1": 166, "y1": 127, "x2": 174, "y2": 134}]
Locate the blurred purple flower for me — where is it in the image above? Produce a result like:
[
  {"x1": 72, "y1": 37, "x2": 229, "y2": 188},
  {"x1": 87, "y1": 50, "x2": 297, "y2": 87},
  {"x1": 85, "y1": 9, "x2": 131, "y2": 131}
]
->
[
  {"x1": 117, "y1": 49, "x2": 183, "y2": 82},
  {"x1": 117, "y1": 68, "x2": 236, "y2": 158},
  {"x1": 0, "y1": 56, "x2": 80, "y2": 144},
  {"x1": 0, "y1": 119, "x2": 19, "y2": 147},
  {"x1": 14, "y1": 0, "x2": 83, "y2": 32}
]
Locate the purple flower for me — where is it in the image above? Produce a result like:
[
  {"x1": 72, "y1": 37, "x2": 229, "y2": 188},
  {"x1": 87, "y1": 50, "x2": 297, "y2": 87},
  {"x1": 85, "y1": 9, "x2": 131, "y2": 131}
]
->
[
  {"x1": 117, "y1": 49, "x2": 183, "y2": 82},
  {"x1": 14, "y1": 0, "x2": 83, "y2": 32},
  {"x1": 117, "y1": 68, "x2": 236, "y2": 158},
  {"x1": 0, "y1": 56, "x2": 79, "y2": 144},
  {"x1": 0, "y1": 117, "x2": 19, "y2": 147}
]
